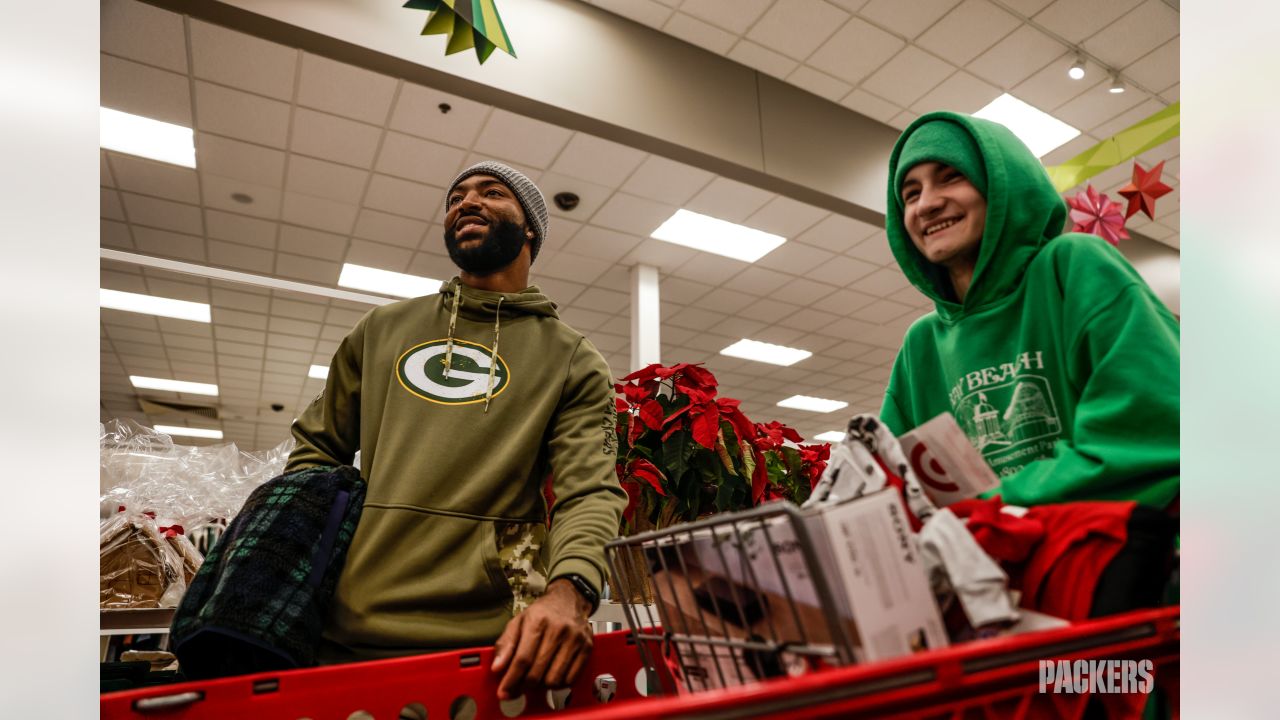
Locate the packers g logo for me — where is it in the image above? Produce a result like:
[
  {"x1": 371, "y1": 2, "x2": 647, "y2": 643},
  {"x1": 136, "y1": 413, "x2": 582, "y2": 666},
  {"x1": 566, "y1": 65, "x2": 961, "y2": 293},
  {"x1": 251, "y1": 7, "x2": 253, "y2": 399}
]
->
[{"x1": 396, "y1": 338, "x2": 511, "y2": 405}]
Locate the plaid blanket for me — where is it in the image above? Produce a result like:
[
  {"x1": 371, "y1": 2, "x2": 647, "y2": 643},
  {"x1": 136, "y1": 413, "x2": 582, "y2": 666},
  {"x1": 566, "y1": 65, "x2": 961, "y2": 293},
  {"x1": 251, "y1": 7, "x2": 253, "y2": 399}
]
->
[{"x1": 170, "y1": 465, "x2": 365, "y2": 679}]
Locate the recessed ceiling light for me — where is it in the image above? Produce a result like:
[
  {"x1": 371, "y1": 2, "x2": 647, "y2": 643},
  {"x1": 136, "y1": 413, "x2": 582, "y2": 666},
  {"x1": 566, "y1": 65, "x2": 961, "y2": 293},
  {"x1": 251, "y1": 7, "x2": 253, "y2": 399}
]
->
[
  {"x1": 100, "y1": 288, "x2": 211, "y2": 322},
  {"x1": 100, "y1": 107, "x2": 196, "y2": 168},
  {"x1": 651, "y1": 209, "x2": 787, "y2": 263},
  {"x1": 338, "y1": 263, "x2": 442, "y2": 298},
  {"x1": 308, "y1": 364, "x2": 329, "y2": 380},
  {"x1": 972, "y1": 94, "x2": 1081, "y2": 158},
  {"x1": 814, "y1": 430, "x2": 846, "y2": 442},
  {"x1": 154, "y1": 424, "x2": 224, "y2": 440},
  {"x1": 1108, "y1": 74, "x2": 1126, "y2": 94},
  {"x1": 1068, "y1": 55, "x2": 1086, "y2": 80},
  {"x1": 719, "y1": 339, "x2": 812, "y2": 366},
  {"x1": 777, "y1": 395, "x2": 849, "y2": 413},
  {"x1": 129, "y1": 376, "x2": 219, "y2": 396}
]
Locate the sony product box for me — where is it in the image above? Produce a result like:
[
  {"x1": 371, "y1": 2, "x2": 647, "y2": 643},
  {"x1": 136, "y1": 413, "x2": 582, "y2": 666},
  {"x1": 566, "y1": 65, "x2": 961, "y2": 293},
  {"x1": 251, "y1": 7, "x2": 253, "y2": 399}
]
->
[{"x1": 898, "y1": 412, "x2": 999, "y2": 507}]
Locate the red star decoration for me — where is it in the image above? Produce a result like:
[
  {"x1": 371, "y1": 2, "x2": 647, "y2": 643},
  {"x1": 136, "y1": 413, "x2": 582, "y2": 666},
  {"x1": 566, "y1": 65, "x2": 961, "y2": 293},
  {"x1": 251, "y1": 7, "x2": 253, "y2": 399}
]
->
[{"x1": 1117, "y1": 160, "x2": 1173, "y2": 221}]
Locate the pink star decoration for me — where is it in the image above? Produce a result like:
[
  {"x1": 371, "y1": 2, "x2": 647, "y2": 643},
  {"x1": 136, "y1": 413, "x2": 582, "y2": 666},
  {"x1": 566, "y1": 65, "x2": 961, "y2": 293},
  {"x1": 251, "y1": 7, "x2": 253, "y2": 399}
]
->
[
  {"x1": 1066, "y1": 185, "x2": 1129, "y2": 247},
  {"x1": 1117, "y1": 160, "x2": 1174, "y2": 220}
]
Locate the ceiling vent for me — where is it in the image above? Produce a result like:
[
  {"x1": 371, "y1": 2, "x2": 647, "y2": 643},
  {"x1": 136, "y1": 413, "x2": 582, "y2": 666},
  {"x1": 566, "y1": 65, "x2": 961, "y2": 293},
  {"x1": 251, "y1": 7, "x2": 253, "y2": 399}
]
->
[{"x1": 137, "y1": 397, "x2": 221, "y2": 420}]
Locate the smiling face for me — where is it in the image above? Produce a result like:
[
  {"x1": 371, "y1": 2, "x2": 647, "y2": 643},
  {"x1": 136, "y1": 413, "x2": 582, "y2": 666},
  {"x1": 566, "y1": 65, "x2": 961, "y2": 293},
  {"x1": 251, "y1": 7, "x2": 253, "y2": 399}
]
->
[
  {"x1": 900, "y1": 161, "x2": 987, "y2": 271},
  {"x1": 443, "y1": 174, "x2": 535, "y2": 276}
]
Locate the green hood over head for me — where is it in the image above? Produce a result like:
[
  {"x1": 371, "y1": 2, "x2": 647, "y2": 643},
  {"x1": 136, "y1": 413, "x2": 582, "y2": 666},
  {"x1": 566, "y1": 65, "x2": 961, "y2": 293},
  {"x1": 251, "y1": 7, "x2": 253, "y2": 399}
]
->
[{"x1": 885, "y1": 112, "x2": 1068, "y2": 320}]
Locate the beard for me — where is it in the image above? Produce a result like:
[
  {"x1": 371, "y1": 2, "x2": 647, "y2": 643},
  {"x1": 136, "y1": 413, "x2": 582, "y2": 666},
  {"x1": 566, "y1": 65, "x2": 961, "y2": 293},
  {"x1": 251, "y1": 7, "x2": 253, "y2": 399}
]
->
[{"x1": 444, "y1": 218, "x2": 528, "y2": 276}]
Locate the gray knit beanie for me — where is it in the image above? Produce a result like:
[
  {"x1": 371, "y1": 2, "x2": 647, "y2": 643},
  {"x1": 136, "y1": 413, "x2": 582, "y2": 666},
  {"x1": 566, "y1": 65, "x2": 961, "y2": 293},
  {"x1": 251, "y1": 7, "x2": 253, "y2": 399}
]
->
[{"x1": 446, "y1": 161, "x2": 549, "y2": 263}]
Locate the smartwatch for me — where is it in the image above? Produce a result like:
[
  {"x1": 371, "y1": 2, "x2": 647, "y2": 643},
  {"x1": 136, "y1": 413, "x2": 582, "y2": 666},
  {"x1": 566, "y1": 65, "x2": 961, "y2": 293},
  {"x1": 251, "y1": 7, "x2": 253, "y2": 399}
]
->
[{"x1": 557, "y1": 573, "x2": 600, "y2": 614}]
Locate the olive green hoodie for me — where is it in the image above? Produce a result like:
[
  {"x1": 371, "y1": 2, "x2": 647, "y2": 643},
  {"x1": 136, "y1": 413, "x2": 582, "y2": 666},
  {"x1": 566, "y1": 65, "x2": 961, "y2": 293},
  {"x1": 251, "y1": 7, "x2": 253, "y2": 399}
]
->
[
  {"x1": 879, "y1": 112, "x2": 1179, "y2": 508},
  {"x1": 287, "y1": 278, "x2": 626, "y2": 659}
]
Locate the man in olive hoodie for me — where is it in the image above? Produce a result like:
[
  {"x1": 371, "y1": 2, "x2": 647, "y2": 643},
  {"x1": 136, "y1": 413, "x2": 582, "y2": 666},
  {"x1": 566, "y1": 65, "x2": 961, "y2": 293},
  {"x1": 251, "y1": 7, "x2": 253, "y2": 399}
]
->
[
  {"x1": 879, "y1": 112, "x2": 1179, "y2": 510},
  {"x1": 286, "y1": 161, "x2": 627, "y2": 699}
]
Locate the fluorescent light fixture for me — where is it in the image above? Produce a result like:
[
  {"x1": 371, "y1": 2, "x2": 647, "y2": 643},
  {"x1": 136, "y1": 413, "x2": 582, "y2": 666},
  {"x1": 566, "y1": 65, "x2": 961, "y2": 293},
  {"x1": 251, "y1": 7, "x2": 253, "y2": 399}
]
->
[
  {"x1": 129, "y1": 375, "x2": 219, "y2": 396},
  {"x1": 100, "y1": 107, "x2": 196, "y2": 168},
  {"x1": 815, "y1": 431, "x2": 846, "y2": 443},
  {"x1": 308, "y1": 364, "x2": 330, "y2": 380},
  {"x1": 1068, "y1": 56, "x2": 1086, "y2": 80},
  {"x1": 100, "y1": 288, "x2": 211, "y2": 322},
  {"x1": 777, "y1": 395, "x2": 849, "y2": 413},
  {"x1": 155, "y1": 424, "x2": 224, "y2": 440},
  {"x1": 650, "y1": 209, "x2": 787, "y2": 263},
  {"x1": 719, "y1": 339, "x2": 812, "y2": 367},
  {"x1": 972, "y1": 94, "x2": 1080, "y2": 158},
  {"x1": 1108, "y1": 74, "x2": 1125, "y2": 94},
  {"x1": 338, "y1": 263, "x2": 442, "y2": 298}
]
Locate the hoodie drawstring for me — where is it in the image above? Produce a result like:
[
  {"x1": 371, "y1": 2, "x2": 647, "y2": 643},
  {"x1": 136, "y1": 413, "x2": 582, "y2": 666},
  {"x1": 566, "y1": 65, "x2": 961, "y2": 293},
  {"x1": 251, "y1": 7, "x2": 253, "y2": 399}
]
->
[
  {"x1": 484, "y1": 296, "x2": 504, "y2": 413},
  {"x1": 443, "y1": 288, "x2": 461, "y2": 378}
]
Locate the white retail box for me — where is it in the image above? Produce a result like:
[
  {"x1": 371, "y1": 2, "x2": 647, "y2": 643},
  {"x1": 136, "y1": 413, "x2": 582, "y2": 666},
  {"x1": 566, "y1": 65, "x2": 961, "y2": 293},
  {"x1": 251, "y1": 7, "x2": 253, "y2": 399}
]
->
[{"x1": 898, "y1": 413, "x2": 999, "y2": 507}]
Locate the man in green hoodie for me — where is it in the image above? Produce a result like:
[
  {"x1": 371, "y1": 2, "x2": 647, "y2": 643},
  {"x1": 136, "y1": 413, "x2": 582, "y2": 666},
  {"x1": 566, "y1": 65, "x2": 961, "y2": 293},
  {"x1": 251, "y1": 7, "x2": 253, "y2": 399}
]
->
[
  {"x1": 879, "y1": 112, "x2": 1179, "y2": 510},
  {"x1": 286, "y1": 161, "x2": 627, "y2": 700}
]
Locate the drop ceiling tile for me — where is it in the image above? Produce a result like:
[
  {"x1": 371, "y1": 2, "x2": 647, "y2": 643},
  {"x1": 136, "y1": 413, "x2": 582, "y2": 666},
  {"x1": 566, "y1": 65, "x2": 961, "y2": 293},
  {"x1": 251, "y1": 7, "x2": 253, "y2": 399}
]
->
[
  {"x1": 215, "y1": 326, "x2": 267, "y2": 346},
  {"x1": 207, "y1": 239, "x2": 273, "y2": 273},
  {"x1": 371, "y1": 133, "x2": 466, "y2": 188},
  {"x1": 861, "y1": 46, "x2": 956, "y2": 108},
  {"x1": 805, "y1": 255, "x2": 880, "y2": 287},
  {"x1": 213, "y1": 307, "x2": 269, "y2": 331},
  {"x1": 101, "y1": 220, "x2": 135, "y2": 250},
  {"x1": 887, "y1": 284, "x2": 931, "y2": 308},
  {"x1": 849, "y1": 266, "x2": 912, "y2": 296},
  {"x1": 590, "y1": 0, "x2": 674, "y2": 28},
  {"x1": 551, "y1": 134, "x2": 648, "y2": 189},
  {"x1": 289, "y1": 108, "x2": 381, "y2": 167},
  {"x1": 727, "y1": 40, "x2": 800, "y2": 81},
  {"x1": 573, "y1": 287, "x2": 631, "y2": 315},
  {"x1": 534, "y1": 278, "x2": 587, "y2": 306},
  {"x1": 787, "y1": 66, "x2": 855, "y2": 102},
  {"x1": 286, "y1": 155, "x2": 369, "y2": 204},
  {"x1": 623, "y1": 238, "x2": 702, "y2": 273},
  {"x1": 165, "y1": 333, "x2": 215, "y2": 353},
  {"x1": 1159, "y1": 83, "x2": 1178, "y2": 104},
  {"x1": 101, "y1": 0, "x2": 187, "y2": 73},
  {"x1": 686, "y1": 177, "x2": 775, "y2": 223},
  {"x1": 102, "y1": 188, "x2": 126, "y2": 221},
  {"x1": 966, "y1": 25, "x2": 1068, "y2": 90},
  {"x1": 267, "y1": 316, "x2": 323, "y2": 339},
  {"x1": 281, "y1": 192, "x2": 359, "y2": 234},
  {"x1": 273, "y1": 298, "x2": 329, "y2": 324},
  {"x1": 1122, "y1": 37, "x2": 1178, "y2": 94},
  {"x1": 205, "y1": 210, "x2": 277, "y2": 250},
  {"x1": 121, "y1": 192, "x2": 202, "y2": 235},
  {"x1": 1039, "y1": 132, "x2": 1099, "y2": 166},
  {"x1": 680, "y1": 0, "x2": 771, "y2": 34},
  {"x1": 325, "y1": 307, "x2": 368, "y2": 328},
  {"x1": 697, "y1": 287, "x2": 756, "y2": 314},
  {"x1": 1009, "y1": 53, "x2": 1101, "y2": 112},
  {"x1": 808, "y1": 18, "x2": 904, "y2": 88},
  {"x1": 296, "y1": 52, "x2": 397, "y2": 125},
  {"x1": 723, "y1": 266, "x2": 792, "y2": 295},
  {"x1": 388, "y1": 83, "x2": 490, "y2": 149},
  {"x1": 759, "y1": 242, "x2": 836, "y2": 275},
  {"x1": 345, "y1": 239, "x2": 413, "y2": 272},
  {"x1": 212, "y1": 287, "x2": 270, "y2": 313},
  {"x1": 858, "y1": 298, "x2": 916, "y2": 323},
  {"x1": 352, "y1": 209, "x2": 428, "y2": 249},
  {"x1": 189, "y1": 19, "x2": 297, "y2": 100},
  {"x1": 217, "y1": 353, "x2": 265, "y2": 371},
  {"x1": 201, "y1": 174, "x2": 282, "y2": 220},
  {"x1": 406, "y1": 251, "x2": 457, "y2": 281},
  {"x1": 827, "y1": 0, "x2": 872, "y2": 10},
  {"x1": 557, "y1": 307, "x2": 613, "y2": 332},
  {"x1": 132, "y1": 226, "x2": 206, "y2": 263},
  {"x1": 1001, "y1": 0, "x2": 1055, "y2": 14},
  {"x1": 101, "y1": 55, "x2": 191, "y2": 127},
  {"x1": 747, "y1": 197, "x2": 829, "y2": 238},
  {"x1": 1032, "y1": 0, "x2": 1144, "y2": 45},
  {"x1": 718, "y1": 316, "x2": 769, "y2": 339},
  {"x1": 857, "y1": 0, "x2": 962, "y2": 39},
  {"x1": 590, "y1": 192, "x2": 676, "y2": 236},
  {"x1": 620, "y1": 155, "x2": 715, "y2": 206},
  {"x1": 668, "y1": 306, "x2": 730, "y2": 332},
  {"x1": 917, "y1": 0, "x2": 1020, "y2": 67},
  {"x1": 662, "y1": 12, "x2": 737, "y2": 54},
  {"x1": 194, "y1": 81, "x2": 291, "y2": 148},
  {"x1": 772, "y1": 278, "x2": 840, "y2": 306},
  {"x1": 143, "y1": 278, "x2": 209, "y2": 303},
  {"x1": 196, "y1": 133, "x2": 286, "y2": 187},
  {"x1": 473, "y1": 109, "x2": 573, "y2": 169},
  {"x1": 753, "y1": 325, "x2": 809, "y2": 345},
  {"x1": 796, "y1": 213, "x2": 882, "y2": 254},
  {"x1": 670, "y1": 253, "x2": 749, "y2": 285},
  {"x1": 910, "y1": 70, "x2": 1003, "y2": 114},
  {"x1": 1091, "y1": 98, "x2": 1166, "y2": 139},
  {"x1": 363, "y1": 175, "x2": 442, "y2": 222},
  {"x1": 745, "y1": 0, "x2": 849, "y2": 62},
  {"x1": 534, "y1": 250, "x2": 612, "y2": 285},
  {"x1": 1052, "y1": 84, "x2": 1148, "y2": 134},
  {"x1": 537, "y1": 173, "x2": 614, "y2": 224},
  {"x1": 561, "y1": 225, "x2": 642, "y2": 263},
  {"x1": 1083, "y1": 0, "x2": 1178, "y2": 70},
  {"x1": 275, "y1": 252, "x2": 341, "y2": 285},
  {"x1": 278, "y1": 225, "x2": 348, "y2": 261}
]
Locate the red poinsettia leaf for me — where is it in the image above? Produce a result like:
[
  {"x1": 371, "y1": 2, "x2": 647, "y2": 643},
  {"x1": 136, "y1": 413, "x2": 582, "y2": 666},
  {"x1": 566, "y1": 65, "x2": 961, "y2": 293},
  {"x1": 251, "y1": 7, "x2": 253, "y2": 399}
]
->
[
  {"x1": 677, "y1": 382, "x2": 716, "y2": 405},
  {"x1": 620, "y1": 363, "x2": 664, "y2": 383},
  {"x1": 780, "y1": 424, "x2": 804, "y2": 444},
  {"x1": 638, "y1": 399, "x2": 665, "y2": 431},
  {"x1": 680, "y1": 364, "x2": 718, "y2": 390},
  {"x1": 615, "y1": 397, "x2": 629, "y2": 413},
  {"x1": 628, "y1": 410, "x2": 647, "y2": 445},
  {"x1": 661, "y1": 419, "x2": 684, "y2": 441},
  {"x1": 620, "y1": 479, "x2": 642, "y2": 521},
  {"x1": 750, "y1": 449, "x2": 769, "y2": 504},
  {"x1": 622, "y1": 383, "x2": 654, "y2": 404},
  {"x1": 629, "y1": 458, "x2": 667, "y2": 495},
  {"x1": 691, "y1": 405, "x2": 720, "y2": 449}
]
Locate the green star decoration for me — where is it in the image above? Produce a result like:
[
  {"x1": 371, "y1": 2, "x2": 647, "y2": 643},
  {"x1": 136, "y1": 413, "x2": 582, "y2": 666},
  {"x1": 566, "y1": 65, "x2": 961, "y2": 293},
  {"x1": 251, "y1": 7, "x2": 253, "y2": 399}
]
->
[{"x1": 403, "y1": 0, "x2": 516, "y2": 64}]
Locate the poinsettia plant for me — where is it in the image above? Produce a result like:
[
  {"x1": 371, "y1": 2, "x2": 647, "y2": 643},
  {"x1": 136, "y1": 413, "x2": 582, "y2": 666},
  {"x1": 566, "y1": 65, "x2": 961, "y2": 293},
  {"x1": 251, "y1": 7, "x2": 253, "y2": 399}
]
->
[{"x1": 614, "y1": 363, "x2": 830, "y2": 534}]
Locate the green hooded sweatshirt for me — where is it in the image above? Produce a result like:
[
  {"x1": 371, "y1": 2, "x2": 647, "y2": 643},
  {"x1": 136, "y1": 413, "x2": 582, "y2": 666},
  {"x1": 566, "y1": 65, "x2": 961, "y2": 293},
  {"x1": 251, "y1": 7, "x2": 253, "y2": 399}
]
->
[
  {"x1": 879, "y1": 111, "x2": 1179, "y2": 509},
  {"x1": 286, "y1": 278, "x2": 626, "y2": 660}
]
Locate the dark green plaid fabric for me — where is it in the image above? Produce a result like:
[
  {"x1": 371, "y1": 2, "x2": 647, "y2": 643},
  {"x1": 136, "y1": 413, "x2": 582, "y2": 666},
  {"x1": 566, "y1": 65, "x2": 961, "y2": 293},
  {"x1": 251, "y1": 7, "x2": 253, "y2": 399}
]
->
[{"x1": 170, "y1": 465, "x2": 365, "y2": 678}]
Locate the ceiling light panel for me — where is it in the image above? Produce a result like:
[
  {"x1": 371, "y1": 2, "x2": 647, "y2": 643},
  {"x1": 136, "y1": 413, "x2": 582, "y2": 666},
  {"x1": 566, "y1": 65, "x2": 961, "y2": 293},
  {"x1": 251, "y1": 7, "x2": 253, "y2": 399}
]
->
[
  {"x1": 719, "y1": 338, "x2": 812, "y2": 366},
  {"x1": 154, "y1": 425, "x2": 224, "y2": 440},
  {"x1": 100, "y1": 288, "x2": 211, "y2": 323},
  {"x1": 337, "y1": 264, "x2": 443, "y2": 298},
  {"x1": 972, "y1": 94, "x2": 1080, "y2": 158},
  {"x1": 814, "y1": 430, "x2": 846, "y2": 442},
  {"x1": 651, "y1": 209, "x2": 787, "y2": 263},
  {"x1": 777, "y1": 395, "x2": 849, "y2": 413},
  {"x1": 129, "y1": 376, "x2": 219, "y2": 396},
  {"x1": 100, "y1": 107, "x2": 196, "y2": 168},
  {"x1": 308, "y1": 365, "x2": 330, "y2": 380}
]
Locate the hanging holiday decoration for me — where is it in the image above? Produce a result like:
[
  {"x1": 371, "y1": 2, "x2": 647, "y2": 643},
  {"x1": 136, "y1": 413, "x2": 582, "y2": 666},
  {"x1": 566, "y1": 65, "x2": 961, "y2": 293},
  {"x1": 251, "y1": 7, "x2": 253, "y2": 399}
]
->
[
  {"x1": 1066, "y1": 185, "x2": 1129, "y2": 247},
  {"x1": 1116, "y1": 160, "x2": 1174, "y2": 221},
  {"x1": 403, "y1": 0, "x2": 515, "y2": 64},
  {"x1": 1045, "y1": 102, "x2": 1179, "y2": 192}
]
